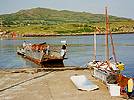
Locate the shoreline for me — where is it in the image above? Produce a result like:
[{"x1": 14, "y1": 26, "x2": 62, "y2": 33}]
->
[{"x1": 22, "y1": 31, "x2": 134, "y2": 37}]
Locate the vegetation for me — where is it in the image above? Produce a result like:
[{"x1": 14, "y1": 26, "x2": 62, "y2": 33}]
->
[{"x1": 0, "y1": 7, "x2": 134, "y2": 35}]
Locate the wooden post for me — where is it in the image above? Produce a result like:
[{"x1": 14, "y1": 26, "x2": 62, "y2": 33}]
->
[
  {"x1": 105, "y1": 6, "x2": 109, "y2": 62},
  {"x1": 93, "y1": 32, "x2": 96, "y2": 61},
  {"x1": 0, "y1": 18, "x2": 2, "y2": 31}
]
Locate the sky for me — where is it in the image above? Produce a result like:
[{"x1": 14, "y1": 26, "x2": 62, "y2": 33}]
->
[{"x1": 0, "y1": 0, "x2": 134, "y2": 19}]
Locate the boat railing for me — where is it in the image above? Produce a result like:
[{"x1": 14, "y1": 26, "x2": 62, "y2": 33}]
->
[{"x1": 93, "y1": 67, "x2": 109, "y2": 83}]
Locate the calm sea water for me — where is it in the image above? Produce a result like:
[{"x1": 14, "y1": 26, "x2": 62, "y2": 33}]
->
[{"x1": 0, "y1": 34, "x2": 134, "y2": 77}]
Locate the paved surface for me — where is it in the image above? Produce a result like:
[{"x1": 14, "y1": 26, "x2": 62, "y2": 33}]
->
[{"x1": 0, "y1": 70, "x2": 125, "y2": 100}]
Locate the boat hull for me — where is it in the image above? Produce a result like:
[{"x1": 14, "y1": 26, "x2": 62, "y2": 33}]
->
[
  {"x1": 41, "y1": 59, "x2": 64, "y2": 67},
  {"x1": 17, "y1": 48, "x2": 64, "y2": 67}
]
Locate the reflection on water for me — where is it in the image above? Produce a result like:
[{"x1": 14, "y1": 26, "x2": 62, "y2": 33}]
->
[{"x1": 0, "y1": 34, "x2": 134, "y2": 77}]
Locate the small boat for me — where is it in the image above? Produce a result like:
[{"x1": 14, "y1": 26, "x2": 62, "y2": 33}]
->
[
  {"x1": 17, "y1": 42, "x2": 66, "y2": 67},
  {"x1": 86, "y1": 7, "x2": 134, "y2": 98},
  {"x1": 87, "y1": 7, "x2": 125, "y2": 84}
]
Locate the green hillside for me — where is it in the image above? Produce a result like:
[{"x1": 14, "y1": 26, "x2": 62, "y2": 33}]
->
[{"x1": 0, "y1": 7, "x2": 134, "y2": 35}]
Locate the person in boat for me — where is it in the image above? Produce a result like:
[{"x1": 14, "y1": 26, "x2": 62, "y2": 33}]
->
[
  {"x1": 45, "y1": 45, "x2": 50, "y2": 55},
  {"x1": 23, "y1": 41, "x2": 26, "y2": 49},
  {"x1": 60, "y1": 44, "x2": 67, "y2": 58},
  {"x1": 127, "y1": 78, "x2": 133, "y2": 99},
  {"x1": 43, "y1": 45, "x2": 50, "y2": 55}
]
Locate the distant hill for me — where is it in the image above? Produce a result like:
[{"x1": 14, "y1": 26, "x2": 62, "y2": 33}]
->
[
  {"x1": 0, "y1": 8, "x2": 134, "y2": 34},
  {"x1": 0, "y1": 7, "x2": 132, "y2": 24}
]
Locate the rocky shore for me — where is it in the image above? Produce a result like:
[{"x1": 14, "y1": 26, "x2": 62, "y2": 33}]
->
[{"x1": 0, "y1": 68, "x2": 125, "y2": 100}]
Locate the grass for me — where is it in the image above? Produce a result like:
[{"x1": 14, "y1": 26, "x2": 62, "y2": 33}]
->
[{"x1": 2, "y1": 21, "x2": 134, "y2": 35}]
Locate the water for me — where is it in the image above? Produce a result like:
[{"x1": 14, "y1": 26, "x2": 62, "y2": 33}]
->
[{"x1": 0, "y1": 34, "x2": 134, "y2": 77}]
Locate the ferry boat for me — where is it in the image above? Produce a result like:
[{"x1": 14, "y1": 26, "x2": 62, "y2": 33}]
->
[{"x1": 17, "y1": 42, "x2": 66, "y2": 67}]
